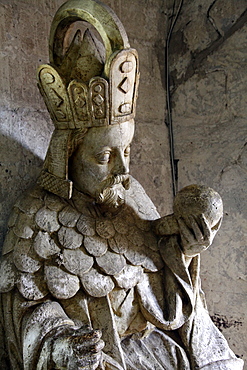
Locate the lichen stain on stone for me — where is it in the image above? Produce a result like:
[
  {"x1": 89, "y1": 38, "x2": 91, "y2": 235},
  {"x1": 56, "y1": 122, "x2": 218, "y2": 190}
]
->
[{"x1": 211, "y1": 313, "x2": 243, "y2": 332}]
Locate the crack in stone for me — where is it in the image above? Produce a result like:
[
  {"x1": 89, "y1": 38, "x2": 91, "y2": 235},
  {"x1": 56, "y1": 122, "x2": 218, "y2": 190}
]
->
[
  {"x1": 172, "y1": 7, "x2": 247, "y2": 92},
  {"x1": 207, "y1": 0, "x2": 223, "y2": 37}
]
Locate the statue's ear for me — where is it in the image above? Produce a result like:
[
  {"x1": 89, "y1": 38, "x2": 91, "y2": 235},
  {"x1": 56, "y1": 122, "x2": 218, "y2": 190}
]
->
[{"x1": 37, "y1": 64, "x2": 74, "y2": 129}]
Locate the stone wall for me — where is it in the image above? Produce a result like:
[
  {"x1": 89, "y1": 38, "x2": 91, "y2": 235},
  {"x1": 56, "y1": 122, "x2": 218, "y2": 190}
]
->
[{"x1": 0, "y1": 0, "x2": 246, "y2": 367}]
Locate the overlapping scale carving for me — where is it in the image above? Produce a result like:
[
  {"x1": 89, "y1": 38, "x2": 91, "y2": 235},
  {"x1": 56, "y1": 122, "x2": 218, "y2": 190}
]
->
[
  {"x1": 108, "y1": 232, "x2": 128, "y2": 254},
  {"x1": 58, "y1": 205, "x2": 81, "y2": 227},
  {"x1": 0, "y1": 180, "x2": 164, "y2": 303},
  {"x1": 17, "y1": 270, "x2": 49, "y2": 300},
  {"x1": 13, "y1": 212, "x2": 35, "y2": 239},
  {"x1": 126, "y1": 225, "x2": 144, "y2": 247},
  {"x1": 143, "y1": 231, "x2": 159, "y2": 252},
  {"x1": 96, "y1": 250, "x2": 126, "y2": 275},
  {"x1": 84, "y1": 235, "x2": 108, "y2": 257},
  {"x1": 13, "y1": 238, "x2": 42, "y2": 273},
  {"x1": 58, "y1": 226, "x2": 83, "y2": 249},
  {"x1": 62, "y1": 248, "x2": 94, "y2": 275},
  {"x1": 2, "y1": 229, "x2": 18, "y2": 255},
  {"x1": 45, "y1": 264, "x2": 80, "y2": 299},
  {"x1": 35, "y1": 207, "x2": 60, "y2": 233},
  {"x1": 96, "y1": 219, "x2": 115, "y2": 239},
  {"x1": 80, "y1": 267, "x2": 115, "y2": 297},
  {"x1": 77, "y1": 214, "x2": 95, "y2": 236},
  {"x1": 124, "y1": 242, "x2": 147, "y2": 266},
  {"x1": 134, "y1": 216, "x2": 151, "y2": 232},
  {"x1": 112, "y1": 210, "x2": 135, "y2": 234},
  {"x1": 0, "y1": 254, "x2": 17, "y2": 292},
  {"x1": 7, "y1": 207, "x2": 20, "y2": 228},
  {"x1": 141, "y1": 249, "x2": 164, "y2": 272},
  {"x1": 16, "y1": 194, "x2": 44, "y2": 215},
  {"x1": 34, "y1": 231, "x2": 61, "y2": 259},
  {"x1": 45, "y1": 193, "x2": 67, "y2": 212}
]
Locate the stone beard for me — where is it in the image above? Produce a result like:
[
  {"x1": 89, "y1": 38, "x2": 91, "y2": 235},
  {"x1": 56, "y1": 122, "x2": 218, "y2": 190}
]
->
[
  {"x1": 95, "y1": 174, "x2": 130, "y2": 208},
  {"x1": 0, "y1": 0, "x2": 244, "y2": 369}
]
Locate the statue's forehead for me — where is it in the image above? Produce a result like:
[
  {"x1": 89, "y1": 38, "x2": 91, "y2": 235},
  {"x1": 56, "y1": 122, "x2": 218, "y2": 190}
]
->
[{"x1": 82, "y1": 120, "x2": 135, "y2": 150}]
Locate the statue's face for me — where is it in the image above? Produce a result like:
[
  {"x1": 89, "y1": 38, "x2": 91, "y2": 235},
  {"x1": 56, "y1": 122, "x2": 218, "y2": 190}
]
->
[{"x1": 69, "y1": 120, "x2": 135, "y2": 206}]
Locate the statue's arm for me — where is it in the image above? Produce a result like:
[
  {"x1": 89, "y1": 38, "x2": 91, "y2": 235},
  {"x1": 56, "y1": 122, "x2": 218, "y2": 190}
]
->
[{"x1": 153, "y1": 212, "x2": 219, "y2": 260}]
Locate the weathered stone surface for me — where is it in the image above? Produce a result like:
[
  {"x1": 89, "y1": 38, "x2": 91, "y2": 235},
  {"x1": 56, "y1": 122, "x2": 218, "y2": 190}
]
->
[
  {"x1": 2, "y1": 228, "x2": 18, "y2": 255},
  {"x1": 83, "y1": 235, "x2": 108, "y2": 257},
  {"x1": 126, "y1": 226, "x2": 144, "y2": 247},
  {"x1": 58, "y1": 205, "x2": 81, "y2": 227},
  {"x1": 113, "y1": 288, "x2": 140, "y2": 336},
  {"x1": 33, "y1": 231, "x2": 60, "y2": 259},
  {"x1": 112, "y1": 212, "x2": 134, "y2": 234},
  {"x1": 135, "y1": 217, "x2": 151, "y2": 232},
  {"x1": 13, "y1": 238, "x2": 41, "y2": 273},
  {"x1": 124, "y1": 243, "x2": 147, "y2": 266},
  {"x1": 0, "y1": 0, "x2": 245, "y2": 368},
  {"x1": 114, "y1": 265, "x2": 143, "y2": 290},
  {"x1": 16, "y1": 195, "x2": 43, "y2": 215},
  {"x1": 45, "y1": 193, "x2": 66, "y2": 211},
  {"x1": 143, "y1": 231, "x2": 159, "y2": 252},
  {"x1": 17, "y1": 271, "x2": 49, "y2": 300},
  {"x1": 58, "y1": 226, "x2": 83, "y2": 249},
  {"x1": 108, "y1": 289, "x2": 127, "y2": 314},
  {"x1": 141, "y1": 250, "x2": 164, "y2": 272},
  {"x1": 35, "y1": 207, "x2": 60, "y2": 232},
  {"x1": 108, "y1": 233, "x2": 129, "y2": 254},
  {"x1": 0, "y1": 254, "x2": 16, "y2": 292},
  {"x1": 13, "y1": 213, "x2": 35, "y2": 239},
  {"x1": 80, "y1": 268, "x2": 115, "y2": 297},
  {"x1": 168, "y1": 0, "x2": 247, "y2": 362},
  {"x1": 96, "y1": 219, "x2": 115, "y2": 239},
  {"x1": 7, "y1": 208, "x2": 20, "y2": 228},
  {"x1": 76, "y1": 214, "x2": 96, "y2": 236},
  {"x1": 63, "y1": 248, "x2": 94, "y2": 275},
  {"x1": 96, "y1": 250, "x2": 126, "y2": 275},
  {"x1": 45, "y1": 264, "x2": 80, "y2": 299}
]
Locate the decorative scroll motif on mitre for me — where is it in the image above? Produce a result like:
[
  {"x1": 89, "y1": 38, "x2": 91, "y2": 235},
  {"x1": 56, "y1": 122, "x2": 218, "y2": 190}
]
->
[{"x1": 37, "y1": 48, "x2": 139, "y2": 129}]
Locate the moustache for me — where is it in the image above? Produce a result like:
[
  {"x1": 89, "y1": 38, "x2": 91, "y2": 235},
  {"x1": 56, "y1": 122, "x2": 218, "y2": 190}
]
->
[
  {"x1": 95, "y1": 175, "x2": 130, "y2": 208},
  {"x1": 101, "y1": 174, "x2": 130, "y2": 190}
]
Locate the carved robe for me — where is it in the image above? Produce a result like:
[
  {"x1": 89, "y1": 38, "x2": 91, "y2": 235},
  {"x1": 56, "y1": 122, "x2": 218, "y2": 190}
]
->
[{"x1": 0, "y1": 177, "x2": 242, "y2": 369}]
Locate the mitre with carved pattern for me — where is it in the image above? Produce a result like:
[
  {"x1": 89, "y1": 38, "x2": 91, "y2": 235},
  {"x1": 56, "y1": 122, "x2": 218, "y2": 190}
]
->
[{"x1": 37, "y1": 0, "x2": 139, "y2": 199}]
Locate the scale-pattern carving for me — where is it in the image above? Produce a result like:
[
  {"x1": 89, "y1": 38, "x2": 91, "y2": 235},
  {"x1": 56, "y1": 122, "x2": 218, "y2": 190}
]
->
[{"x1": 0, "y1": 178, "x2": 162, "y2": 301}]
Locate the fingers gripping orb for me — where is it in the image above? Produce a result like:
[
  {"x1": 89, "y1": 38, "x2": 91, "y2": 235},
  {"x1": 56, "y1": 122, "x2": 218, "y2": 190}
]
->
[{"x1": 173, "y1": 184, "x2": 223, "y2": 230}]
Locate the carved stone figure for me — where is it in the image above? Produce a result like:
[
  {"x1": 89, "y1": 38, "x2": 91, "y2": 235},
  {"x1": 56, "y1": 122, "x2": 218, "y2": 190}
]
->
[{"x1": 0, "y1": 1, "x2": 244, "y2": 369}]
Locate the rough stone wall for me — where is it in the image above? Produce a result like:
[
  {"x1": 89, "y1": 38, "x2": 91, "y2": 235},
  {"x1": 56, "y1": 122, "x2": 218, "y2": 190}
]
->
[
  {"x1": 168, "y1": 0, "x2": 247, "y2": 365},
  {"x1": 0, "y1": 0, "x2": 246, "y2": 367}
]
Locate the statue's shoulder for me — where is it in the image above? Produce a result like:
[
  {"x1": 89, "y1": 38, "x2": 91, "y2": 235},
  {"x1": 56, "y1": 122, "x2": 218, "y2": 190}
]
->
[
  {"x1": 0, "y1": 185, "x2": 68, "y2": 299},
  {"x1": 126, "y1": 176, "x2": 160, "y2": 220}
]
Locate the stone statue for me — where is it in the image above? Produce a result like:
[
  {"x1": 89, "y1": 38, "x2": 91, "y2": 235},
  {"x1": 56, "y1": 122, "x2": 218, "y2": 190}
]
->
[{"x1": 0, "y1": 1, "x2": 244, "y2": 369}]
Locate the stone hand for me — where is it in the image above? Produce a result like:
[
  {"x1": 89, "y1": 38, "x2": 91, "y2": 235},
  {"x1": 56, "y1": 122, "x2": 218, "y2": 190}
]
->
[
  {"x1": 177, "y1": 213, "x2": 217, "y2": 257},
  {"x1": 51, "y1": 325, "x2": 104, "y2": 370}
]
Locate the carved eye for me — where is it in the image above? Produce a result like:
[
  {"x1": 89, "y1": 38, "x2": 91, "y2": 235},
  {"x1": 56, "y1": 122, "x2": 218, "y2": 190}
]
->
[
  {"x1": 96, "y1": 150, "x2": 111, "y2": 164},
  {"x1": 124, "y1": 145, "x2": 131, "y2": 157}
]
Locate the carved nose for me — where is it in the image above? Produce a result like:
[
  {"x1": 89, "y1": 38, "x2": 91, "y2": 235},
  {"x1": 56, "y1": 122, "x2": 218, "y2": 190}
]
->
[{"x1": 113, "y1": 153, "x2": 129, "y2": 175}]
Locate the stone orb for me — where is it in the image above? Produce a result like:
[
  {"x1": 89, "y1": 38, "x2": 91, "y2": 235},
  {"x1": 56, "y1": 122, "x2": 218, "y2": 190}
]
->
[{"x1": 173, "y1": 184, "x2": 223, "y2": 228}]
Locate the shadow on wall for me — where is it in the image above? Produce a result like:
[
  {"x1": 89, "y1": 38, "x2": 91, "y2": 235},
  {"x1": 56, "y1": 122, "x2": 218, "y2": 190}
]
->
[{"x1": 0, "y1": 133, "x2": 43, "y2": 251}]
